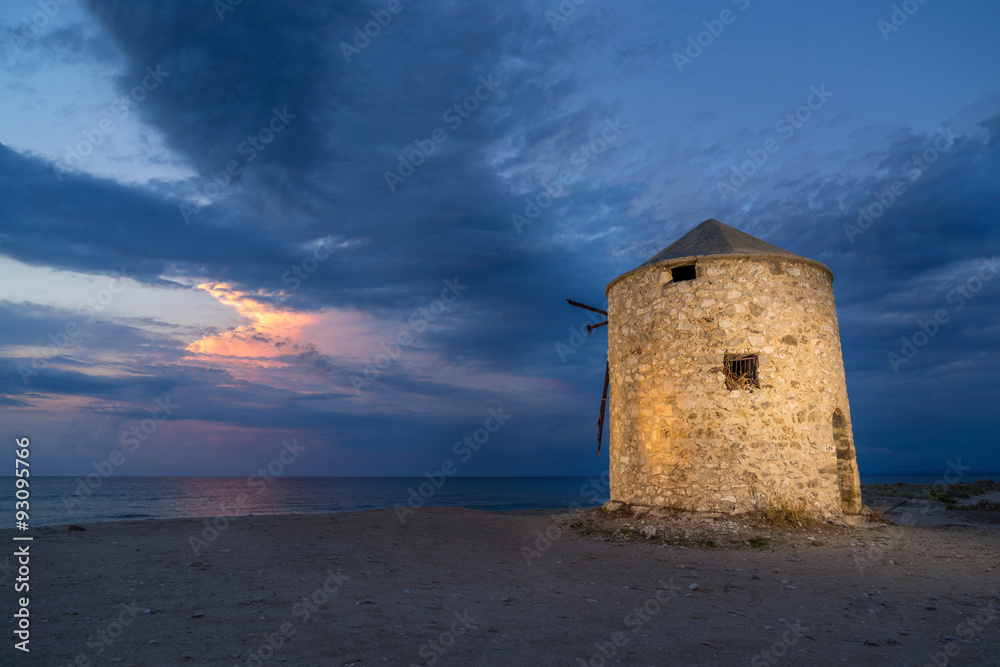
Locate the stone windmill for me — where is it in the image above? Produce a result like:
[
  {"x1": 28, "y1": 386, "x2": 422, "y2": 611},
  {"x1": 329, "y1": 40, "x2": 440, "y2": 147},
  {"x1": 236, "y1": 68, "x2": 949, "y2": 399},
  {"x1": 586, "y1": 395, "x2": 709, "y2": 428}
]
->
[{"x1": 571, "y1": 218, "x2": 862, "y2": 518}]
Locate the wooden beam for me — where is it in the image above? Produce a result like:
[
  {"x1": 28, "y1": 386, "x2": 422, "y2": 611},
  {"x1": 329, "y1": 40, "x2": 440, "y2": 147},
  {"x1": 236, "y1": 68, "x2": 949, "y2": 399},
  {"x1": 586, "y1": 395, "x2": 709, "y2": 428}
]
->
[
  {"x1": 566, "y1": 299, "x2": 608, "y2": 316},
  {"x1": 597, "y1": 361, "x2": 609, "y2": 454}
]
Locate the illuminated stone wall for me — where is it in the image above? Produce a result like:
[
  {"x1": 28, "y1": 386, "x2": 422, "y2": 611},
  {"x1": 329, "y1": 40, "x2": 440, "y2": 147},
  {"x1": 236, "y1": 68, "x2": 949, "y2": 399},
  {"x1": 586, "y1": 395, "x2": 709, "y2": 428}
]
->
[{"x1": 605, "y1": 254, "x2": 861, "y2": 518}]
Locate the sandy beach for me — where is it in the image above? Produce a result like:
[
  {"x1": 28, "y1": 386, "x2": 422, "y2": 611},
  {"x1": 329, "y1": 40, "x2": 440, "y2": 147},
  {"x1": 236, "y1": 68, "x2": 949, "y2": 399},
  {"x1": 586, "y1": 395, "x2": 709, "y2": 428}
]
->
[{"x1": 3, "y1": 488, "x2": 999, "y2": 667}]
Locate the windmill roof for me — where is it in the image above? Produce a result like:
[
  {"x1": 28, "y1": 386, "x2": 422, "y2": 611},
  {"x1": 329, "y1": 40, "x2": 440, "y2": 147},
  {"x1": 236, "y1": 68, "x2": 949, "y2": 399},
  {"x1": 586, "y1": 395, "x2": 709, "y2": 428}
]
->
[
  {"x1": 639, "y1": 218, "x2": 806, "y2": 267},
  {"x1": 606, "y1": 218, "x2": 832, "y2": 293}
]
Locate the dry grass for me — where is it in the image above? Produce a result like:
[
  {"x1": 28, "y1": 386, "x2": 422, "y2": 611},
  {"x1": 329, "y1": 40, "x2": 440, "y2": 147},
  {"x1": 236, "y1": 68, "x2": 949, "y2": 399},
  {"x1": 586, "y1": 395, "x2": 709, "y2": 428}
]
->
[
  {"x1": 867, "y1": 500, "x2": 903, "y2": 522},
  {"x1": 748, "y1": 490, "x2": 818, "y2": 526}
]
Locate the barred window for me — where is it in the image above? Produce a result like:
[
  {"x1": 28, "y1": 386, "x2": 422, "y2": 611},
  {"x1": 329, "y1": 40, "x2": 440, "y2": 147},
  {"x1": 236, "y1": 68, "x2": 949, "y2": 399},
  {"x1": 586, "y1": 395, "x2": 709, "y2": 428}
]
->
[{"x1": 724, "y1": 354, "x2": 759, "y2": 390}]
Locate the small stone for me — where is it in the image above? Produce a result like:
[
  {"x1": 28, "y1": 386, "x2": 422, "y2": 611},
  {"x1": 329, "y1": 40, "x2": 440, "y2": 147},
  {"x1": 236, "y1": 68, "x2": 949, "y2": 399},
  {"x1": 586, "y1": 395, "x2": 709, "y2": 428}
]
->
[
  {"x1": 689, "y1": 583, "x2": 699, "y2": 590},
  {"x1": 641, "y1": 525, "x2": 657, "y2": 538}
]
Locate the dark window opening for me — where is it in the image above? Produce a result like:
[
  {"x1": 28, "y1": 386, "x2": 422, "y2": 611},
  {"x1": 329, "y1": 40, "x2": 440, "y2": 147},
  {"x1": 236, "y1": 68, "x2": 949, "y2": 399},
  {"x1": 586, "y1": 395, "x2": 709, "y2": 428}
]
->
[
  {"x1": 671, "y1": 264, "x2": 697, "y2": 282},
  {"x1": 724, "y1": 354, "x2": 759, "y2": 390}
]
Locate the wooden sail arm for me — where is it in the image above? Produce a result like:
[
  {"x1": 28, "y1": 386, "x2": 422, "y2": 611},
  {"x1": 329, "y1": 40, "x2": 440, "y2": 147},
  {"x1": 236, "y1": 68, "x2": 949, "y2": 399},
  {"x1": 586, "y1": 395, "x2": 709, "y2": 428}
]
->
[
  {"x1": 597, "y1": 362, "x2": 609, "y2": 454},
  {"x1": 566, "y1": 299, "x2": 607, "y2": 316}
]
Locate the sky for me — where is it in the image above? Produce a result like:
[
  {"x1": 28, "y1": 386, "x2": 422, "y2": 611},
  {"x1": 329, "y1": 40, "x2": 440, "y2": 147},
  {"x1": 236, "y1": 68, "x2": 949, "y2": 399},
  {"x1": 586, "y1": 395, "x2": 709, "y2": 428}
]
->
[{"x1": 0, "y1": 0, "x2": 998, "y2": 477}]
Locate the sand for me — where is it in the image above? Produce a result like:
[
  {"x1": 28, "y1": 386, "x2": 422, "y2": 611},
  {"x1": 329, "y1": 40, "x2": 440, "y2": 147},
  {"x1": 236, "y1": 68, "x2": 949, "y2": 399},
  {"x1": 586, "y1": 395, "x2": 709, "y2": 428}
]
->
[{"x1": 2, "y1": 491, "x2": 999, "y2": 666}]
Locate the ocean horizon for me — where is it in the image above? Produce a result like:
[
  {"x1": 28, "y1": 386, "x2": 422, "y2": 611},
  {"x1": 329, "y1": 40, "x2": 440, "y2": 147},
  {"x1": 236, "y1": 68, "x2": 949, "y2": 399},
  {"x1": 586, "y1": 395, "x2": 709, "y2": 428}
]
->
[
  {"x1": 16, "y1": 476, "x2": 613, "y2": 528},
  {"x1": 11, "y1": 472, "x2": 999, "y2": 528}
]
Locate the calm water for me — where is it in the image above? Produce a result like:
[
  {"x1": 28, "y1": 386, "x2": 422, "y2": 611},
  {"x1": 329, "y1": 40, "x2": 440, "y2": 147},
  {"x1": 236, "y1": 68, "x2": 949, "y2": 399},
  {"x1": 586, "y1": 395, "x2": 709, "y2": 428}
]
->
[
  {"x1": 10, "y1": 473, "x2": 997, "y2": 528},
  {"x1": 14, "y1": 476, "x2": 611, "y2": 528}
]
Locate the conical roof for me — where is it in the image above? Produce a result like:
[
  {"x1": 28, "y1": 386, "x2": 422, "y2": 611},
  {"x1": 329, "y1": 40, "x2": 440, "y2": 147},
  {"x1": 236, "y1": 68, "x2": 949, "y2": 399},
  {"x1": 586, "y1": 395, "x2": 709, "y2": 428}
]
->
[
  {"x1": 639, "y1": 218, "x2": 805, "y2": 267},
  {"x1": 607, "y1": 218, "x2": 831, "y2": 293}
]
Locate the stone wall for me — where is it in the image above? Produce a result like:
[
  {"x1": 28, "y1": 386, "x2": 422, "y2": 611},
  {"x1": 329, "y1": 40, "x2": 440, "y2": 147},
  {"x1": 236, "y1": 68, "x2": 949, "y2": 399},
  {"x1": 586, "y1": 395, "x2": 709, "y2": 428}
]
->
[{"x1": 605, "y1": 254, "x2": 862, "y2": 518}]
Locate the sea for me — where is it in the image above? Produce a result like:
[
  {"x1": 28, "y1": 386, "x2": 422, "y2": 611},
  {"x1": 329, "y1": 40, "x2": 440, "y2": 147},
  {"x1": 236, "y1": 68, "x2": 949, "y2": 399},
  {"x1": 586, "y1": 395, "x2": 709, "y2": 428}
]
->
[
  {"x1": 9, "y1": 473, "x2": 998, "y2": 528},
  {"x1": 13, "y1": 476, "x2": 612, "y2": 528}
]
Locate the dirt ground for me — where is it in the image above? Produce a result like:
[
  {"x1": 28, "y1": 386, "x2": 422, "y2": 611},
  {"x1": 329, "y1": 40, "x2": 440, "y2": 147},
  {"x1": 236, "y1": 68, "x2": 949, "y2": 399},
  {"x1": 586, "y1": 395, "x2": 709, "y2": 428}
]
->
[{"x1": 1, "y1": 484, "x2": 998, "y2": 666}]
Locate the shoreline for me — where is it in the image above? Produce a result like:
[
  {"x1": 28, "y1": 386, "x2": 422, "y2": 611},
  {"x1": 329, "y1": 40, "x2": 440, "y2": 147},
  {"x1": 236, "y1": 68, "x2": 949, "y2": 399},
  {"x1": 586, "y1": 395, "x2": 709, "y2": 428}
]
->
[
  {"x1": 24, "y1": 479, "x2": 1000, "y2": 530},
  {"x1": 2, "y1": 497, "x2": 998, "y2": 666}
]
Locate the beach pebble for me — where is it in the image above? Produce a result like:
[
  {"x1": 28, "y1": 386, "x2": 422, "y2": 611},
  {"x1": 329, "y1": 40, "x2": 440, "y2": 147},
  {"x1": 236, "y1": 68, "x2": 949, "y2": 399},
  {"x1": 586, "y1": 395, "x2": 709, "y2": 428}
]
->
[{"x1": 689, "y1": 583, "x2": 699, "y2": 590}]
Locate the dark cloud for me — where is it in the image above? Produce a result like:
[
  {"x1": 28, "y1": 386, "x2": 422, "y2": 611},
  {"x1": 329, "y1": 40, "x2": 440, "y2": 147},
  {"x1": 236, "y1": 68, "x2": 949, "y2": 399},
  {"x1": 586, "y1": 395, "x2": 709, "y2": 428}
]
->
[{"x1": 1, "y1": 1, "x2": 998, "y2": 474}]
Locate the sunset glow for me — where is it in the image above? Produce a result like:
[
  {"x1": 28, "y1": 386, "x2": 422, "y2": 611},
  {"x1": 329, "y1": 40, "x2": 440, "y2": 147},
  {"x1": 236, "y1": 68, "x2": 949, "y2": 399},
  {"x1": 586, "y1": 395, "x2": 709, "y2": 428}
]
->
[{"x1": 185, "y1": 282, "x2": 318, "y2": 359}]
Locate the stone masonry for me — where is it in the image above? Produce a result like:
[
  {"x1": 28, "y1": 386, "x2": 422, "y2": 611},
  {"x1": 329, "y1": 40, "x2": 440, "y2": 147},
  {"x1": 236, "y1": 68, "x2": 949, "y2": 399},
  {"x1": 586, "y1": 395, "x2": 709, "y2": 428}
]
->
[{"x1": 605, "y1": 221, "x2": 862, "y2": 519}]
